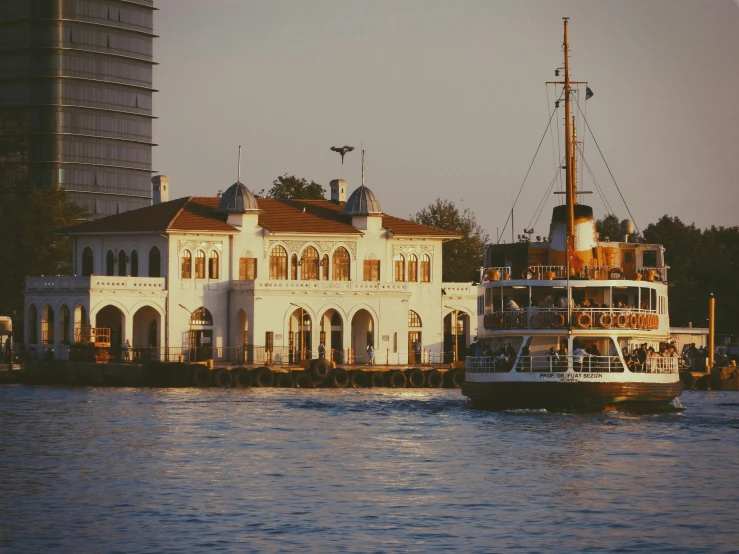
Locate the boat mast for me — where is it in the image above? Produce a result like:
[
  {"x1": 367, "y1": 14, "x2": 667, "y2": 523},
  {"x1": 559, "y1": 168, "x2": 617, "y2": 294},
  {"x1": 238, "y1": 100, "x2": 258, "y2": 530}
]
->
[{"x1": 563, "y1": 17, "x2": 576, "y2": 254}]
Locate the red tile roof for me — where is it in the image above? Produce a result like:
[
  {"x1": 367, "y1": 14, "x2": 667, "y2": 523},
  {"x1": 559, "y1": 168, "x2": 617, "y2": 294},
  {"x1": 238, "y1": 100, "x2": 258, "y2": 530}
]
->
[{"x1": 63, "y1": 196, "x2": 460, "y2": 239}]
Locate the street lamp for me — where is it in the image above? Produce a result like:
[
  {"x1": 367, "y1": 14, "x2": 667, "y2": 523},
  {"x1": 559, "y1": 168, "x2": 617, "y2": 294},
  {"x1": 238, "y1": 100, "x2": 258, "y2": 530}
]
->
[{"x1": 179, "y1": 304, "x2": 195, "y2": 362}]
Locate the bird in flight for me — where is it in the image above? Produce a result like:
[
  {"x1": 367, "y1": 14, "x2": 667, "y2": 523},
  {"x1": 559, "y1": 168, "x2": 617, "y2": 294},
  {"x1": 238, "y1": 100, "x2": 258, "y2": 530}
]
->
[{"x1": 330, "y1": 145, "x2": 355, "y2": 164}]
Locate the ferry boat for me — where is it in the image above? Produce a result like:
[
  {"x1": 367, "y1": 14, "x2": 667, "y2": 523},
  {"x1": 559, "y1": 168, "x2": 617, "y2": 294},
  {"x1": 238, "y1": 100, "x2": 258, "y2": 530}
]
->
[{"x1": 461, "y1": 18, "x2": 682, "y2": 412}]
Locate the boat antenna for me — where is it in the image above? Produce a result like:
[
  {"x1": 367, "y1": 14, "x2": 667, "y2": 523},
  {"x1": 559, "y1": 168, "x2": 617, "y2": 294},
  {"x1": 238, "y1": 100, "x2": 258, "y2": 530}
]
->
[{"x1": 238, "y1": 145, "x2": 242, "y2": 183}]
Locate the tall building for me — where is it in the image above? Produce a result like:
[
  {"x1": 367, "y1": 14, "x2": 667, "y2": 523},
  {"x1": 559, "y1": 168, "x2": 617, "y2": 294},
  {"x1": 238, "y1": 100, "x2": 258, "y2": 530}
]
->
[{"x1": 0, "y1": 0, "x2": 155, "y2": 218}]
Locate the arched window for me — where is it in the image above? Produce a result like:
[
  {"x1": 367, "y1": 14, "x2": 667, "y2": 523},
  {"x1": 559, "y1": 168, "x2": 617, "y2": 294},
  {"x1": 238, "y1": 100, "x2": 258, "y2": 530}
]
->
[
  {"x1": 60, "y1": 305, "x2": 71, "y2": 344},
  {"x1": 421, "y1": 254, "x2": 431, "y2": 282},
  {"x1": 118, "y1": 250, "x2": 126, "y2": 276},
  {"x1": 409, "y1": 310, "x2": 422, "y2": 327},
  {"x1": 408, "y1": 254, "x2": 418, "y2": 282},
  {"x1": 149, "y1": 246, "x2": 161, "y2": 277},
  {"x1": 28, "y1": 305, "x2": 38, "y2": 344},
  {"x1": 81, "y1": 247, "x2": 94, "y2": 276},
  {"x1": 301, "y1": 246, "x2": 319, "y2": 280},
  {"x1": 291, "y1": 254, "x2": 298, "y2": 280},
  {"x1": 181, "y1": 250, "x2": 192, "y2": 279},
  {"x1": 195, "y1": 250, "x2": 205, "y2": 279},
  {"x1": 106, "y1": 250, "x2": 114, "y2": 276},
  {"x1": 332, "y1": 247, "x2": 350, "y2": 281},
  {"x1": 208, "y1": 251, "x2": 219, "y2": 279},
  {"x1": 394, "y1": 253, "x2": 405, "y2": 282},
  {"x1": 321, "y1": 254, "x2": 329, "y2": 280},
  {"x1": 130, "y1": 250, "x2": 139, "y2": 277},
  {"x1": 269, "y1": 246, "x2": 288, "y2": 280},
  {"x1": 190, "y1": 307, "x2": 213, "y2": 325}
]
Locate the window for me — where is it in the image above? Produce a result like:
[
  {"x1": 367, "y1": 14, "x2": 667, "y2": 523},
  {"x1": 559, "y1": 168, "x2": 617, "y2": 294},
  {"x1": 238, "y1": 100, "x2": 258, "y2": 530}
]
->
[
  {"x1": 181, "y1": 250, "x2": 192, "y2": 279},
  {"x1": 195, "y1": 250, "x2": 205, "y2": 279},
  {"x1": 117, "y1": 250, "x2": 126, "y2": 276},
  {"x1": 408, "y1": 310, "x2": 422, "y2": 327},
  {"x1": 408, "y1": 254, "x2": 418, "y2": 282},
  {"x1": 208, "y1": 251, "x2": 219, "y2": 279},
  {"x1": 130, "y1": 250, "x2": 138, "y2": 277},
  {"x1": 269, "y1": 246, "x2": 288, "y2": 280},
  {"x1": 239, "y1": 258, "x2": 257, "y2": 280},
  {"x1": 301, "y1": 246, "x2": 319, "y2": 280},
  {"x1": 363, "y1": 260, "x2": 380, "y2": 281},
  {"x1": 421, "y1": 254, "x2": 431, "y2": 282},
  {"x1": 394, "y1": 254, "x2": 405, "y2": 282},
  {"x1": 106, "y1": 250, "x2": 114, "y2": 276},
  {"x1": 642, "y1": 250, "x2": 657, "y2": 268},
  {"x1": 190, "y1": 307, "x2": 213, "y2": 326},
  {"x1": 149, "y1": 246, "x2": 161, "y2": 277},
  {"x1": 82, "y1": 247, "x2": 94, "y2": 276},
  {"x1": 291, "y1": 254, "x2": 298, "y2": 280},
  {"x1": 321, "y1": 255, "x2": 329, "y2": 280},
  {"x1": 28, "y1": 305, "x2": 38, "y2": 344},
  {"x1": 332, "y1": 247, "x2": 350, "y2": 281}
]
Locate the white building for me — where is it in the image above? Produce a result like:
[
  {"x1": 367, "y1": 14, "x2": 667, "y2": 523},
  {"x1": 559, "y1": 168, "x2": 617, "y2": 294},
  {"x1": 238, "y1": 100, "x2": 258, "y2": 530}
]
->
[{"x1": 24, "y1": 178, "x2": 477, "y2": 365}]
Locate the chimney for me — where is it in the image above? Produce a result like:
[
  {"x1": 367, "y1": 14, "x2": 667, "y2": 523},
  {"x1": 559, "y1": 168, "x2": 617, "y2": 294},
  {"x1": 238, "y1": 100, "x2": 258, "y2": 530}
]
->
[
  {"x1": 330, "y1": 178, "x2": 347, "y2": 203},
  {"x1": 151, "y1": 175, "x2": 170, "y2": 205}
]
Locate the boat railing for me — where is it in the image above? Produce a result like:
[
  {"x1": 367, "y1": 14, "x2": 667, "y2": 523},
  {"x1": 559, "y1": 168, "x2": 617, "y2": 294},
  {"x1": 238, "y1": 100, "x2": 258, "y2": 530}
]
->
[
  {"x1": 467, "y1": 354, "x2": 678, "y2": 374},
  {"x1": 482, "y1": 307, "x2": 661, "y2": 332},
  {"x1": 636, "y1": 266, "x2": 668, "y2": 282},
  {"x1": 482, "y1": 267, "x2": 512, "y2": 281}
]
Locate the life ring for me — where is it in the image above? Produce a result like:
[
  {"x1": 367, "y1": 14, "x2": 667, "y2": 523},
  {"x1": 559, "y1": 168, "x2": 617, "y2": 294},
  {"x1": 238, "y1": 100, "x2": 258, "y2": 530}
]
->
[
  {"x1": 530, "y1": 313, "x2": 544, "y2": 329},
  {"x1": 615, "y1": 313, "x2": 628, "y2": 328},
  {"x1": 637, "y1": 314, "x2": 644, "y2": 328},
  {"x1": 609, "y1": 268, "x2": 624, "y2": 280},
  {"x1": 654, "y1": 270, "x2": 663, "y2": 282},
  {"x1": 550, "y1": 312, "x2": 565, "y2": 328},
  {"x1": 599, "y1": 313, "x2": 613, "y2": 329},
  {"x1": 522, "y1": 267, "x2": 536, "y2": 280},
  {"x1": 576, "y1": 312, "x2": 592, "y2": 329},
  {"x1": 629, "y1": 313, "x2": 638, "y2": 328},
  {"x1": 514, "y1": 312, "x2": 526, "y2": 328},
  {"x1": 496, "y1": 312, "x2": 505, "y2": 328}
]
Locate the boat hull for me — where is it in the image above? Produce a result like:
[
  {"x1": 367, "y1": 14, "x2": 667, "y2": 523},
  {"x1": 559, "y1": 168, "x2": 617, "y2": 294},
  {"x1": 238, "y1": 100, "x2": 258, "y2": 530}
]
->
[{"x1": 461, "y1": 380, "x2": 682, "y2": 412}]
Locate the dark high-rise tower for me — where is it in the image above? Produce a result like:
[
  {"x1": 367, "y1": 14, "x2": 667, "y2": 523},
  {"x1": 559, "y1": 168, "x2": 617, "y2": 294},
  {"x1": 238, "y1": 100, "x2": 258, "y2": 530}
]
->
[{"x1": 0, "y1": 0, "x2": 155, "y2": 218}]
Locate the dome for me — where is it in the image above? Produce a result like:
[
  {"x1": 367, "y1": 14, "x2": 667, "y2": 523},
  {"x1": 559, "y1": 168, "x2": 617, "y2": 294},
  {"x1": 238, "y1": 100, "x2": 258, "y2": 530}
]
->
[
  {"x1": 215, "y1": 181, "x2": 259, "y2": 213},
  {"x1": 342, "y1": 185, "x2": 382, "y2": 215}
]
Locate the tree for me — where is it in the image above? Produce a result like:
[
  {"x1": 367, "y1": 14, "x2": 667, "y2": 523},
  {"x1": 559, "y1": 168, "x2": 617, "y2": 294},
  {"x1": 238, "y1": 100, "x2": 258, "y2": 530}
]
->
[
  {"x1": 0, "y1": 187, "x2": 87, "y2": 316},
  {"x1": 412, "y1": 199, "x2": 489, "y2": 282},
  {"x1": 257, "y1": 174, "x2": 326, "y2": 200},
  {"x1": 642, "y1": 216, "x2": 739, "y2": 334},
  {"x1": 595, "y1": 214, "x2": 622, "y2": 241}
]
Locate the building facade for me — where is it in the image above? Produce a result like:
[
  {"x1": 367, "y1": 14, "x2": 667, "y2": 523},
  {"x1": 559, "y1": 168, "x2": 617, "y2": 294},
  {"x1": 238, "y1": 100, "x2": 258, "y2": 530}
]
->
[
  {"x1": 0, "y1": 0, "x2": 155, "y2": 217},
  {"x1": 24, "y1": 178, "x2": 478, "y2": 365}
]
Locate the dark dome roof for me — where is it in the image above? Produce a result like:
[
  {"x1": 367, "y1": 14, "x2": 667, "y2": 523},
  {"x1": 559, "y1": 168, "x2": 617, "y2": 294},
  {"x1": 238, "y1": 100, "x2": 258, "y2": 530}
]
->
[
  {"x1": 215, "y1": 181, "x2": 259, "y2": 213},
  {"x1": 342, "y1": 185, "x2": 382, "y2": 215}
]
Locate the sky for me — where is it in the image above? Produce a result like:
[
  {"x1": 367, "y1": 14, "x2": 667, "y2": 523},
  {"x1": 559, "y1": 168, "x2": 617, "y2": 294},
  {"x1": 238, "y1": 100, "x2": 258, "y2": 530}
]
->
[{"x1": 152, "y1": 0, "x2": 739, "y2": 239}]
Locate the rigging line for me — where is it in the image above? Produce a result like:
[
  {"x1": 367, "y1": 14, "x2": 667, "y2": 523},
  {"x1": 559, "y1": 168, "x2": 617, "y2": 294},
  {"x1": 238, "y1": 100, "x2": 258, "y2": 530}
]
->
[
  {"x1": 531, "y1": 160, "x2": 564, "y2": 230},
  {"x1": 578, "y1": 144, "x2": 614, "y2": 215},
  {"x1": 577, "y1": 143, "x2": 610, "y2": 213},
  {"x1": 546, "y1": 84, "x2": 560, "y2": 196},
  {"x1": 495, "y1": 104, "x2": 559, "y2": 245},
  {"x1": 555, "y1": 84, "x2": 564, "y2": 203},
  {"x1": 572, "y1": 94, "x2": 641, "y2": 235},
  {"x1": 527, "y1": 154, "x2": 566, "y2": 230}
]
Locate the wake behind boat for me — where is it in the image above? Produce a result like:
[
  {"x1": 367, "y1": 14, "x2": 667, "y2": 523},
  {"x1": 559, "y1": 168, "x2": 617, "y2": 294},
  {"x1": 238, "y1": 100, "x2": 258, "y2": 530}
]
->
[{"x1": 462, "y1": 18, "x2": 682, "y2": 412}]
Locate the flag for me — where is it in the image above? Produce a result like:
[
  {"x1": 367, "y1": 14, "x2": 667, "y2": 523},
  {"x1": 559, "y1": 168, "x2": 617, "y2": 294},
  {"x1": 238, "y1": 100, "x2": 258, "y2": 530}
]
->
[
  {"x1": 566, "y1": 242, "x2": 584, "y2": 273},
  {"x1": 585, "y1": 87, "x2": 594, "y2": 100}
]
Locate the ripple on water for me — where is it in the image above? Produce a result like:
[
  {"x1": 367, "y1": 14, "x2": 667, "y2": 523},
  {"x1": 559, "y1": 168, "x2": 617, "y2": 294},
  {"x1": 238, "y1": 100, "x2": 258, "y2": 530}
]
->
[{"x1": 0, "y1": 387, "x2": 736, "y2": 552}]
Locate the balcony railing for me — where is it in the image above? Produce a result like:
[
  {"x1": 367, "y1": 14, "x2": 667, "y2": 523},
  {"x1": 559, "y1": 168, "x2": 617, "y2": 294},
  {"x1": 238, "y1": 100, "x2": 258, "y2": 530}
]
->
[
  {"x1": 233, "y1": 279, "x2": 409, "y2": 292},
  {"x1": 26, "y1": 276, "x2": 166, "y2": 292},
  {"x1": 482, "y1": 307, "x2": 662, "y2": 332},
  {"x1": 466, "y1": 355, "x2": 678, "y2": 374}
]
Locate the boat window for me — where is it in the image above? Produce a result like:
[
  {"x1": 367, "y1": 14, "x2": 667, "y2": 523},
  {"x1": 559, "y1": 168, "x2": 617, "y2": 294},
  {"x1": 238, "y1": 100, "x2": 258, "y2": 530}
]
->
[{"x1": 642, "y1": 250, "x2": 657, "y2": 268}]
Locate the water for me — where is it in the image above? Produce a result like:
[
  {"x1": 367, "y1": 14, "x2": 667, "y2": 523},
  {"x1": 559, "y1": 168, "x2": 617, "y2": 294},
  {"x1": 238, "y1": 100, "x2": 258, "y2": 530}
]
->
[{"x1": 0, "y1": 386, "x2": 737, "y2": 553}]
